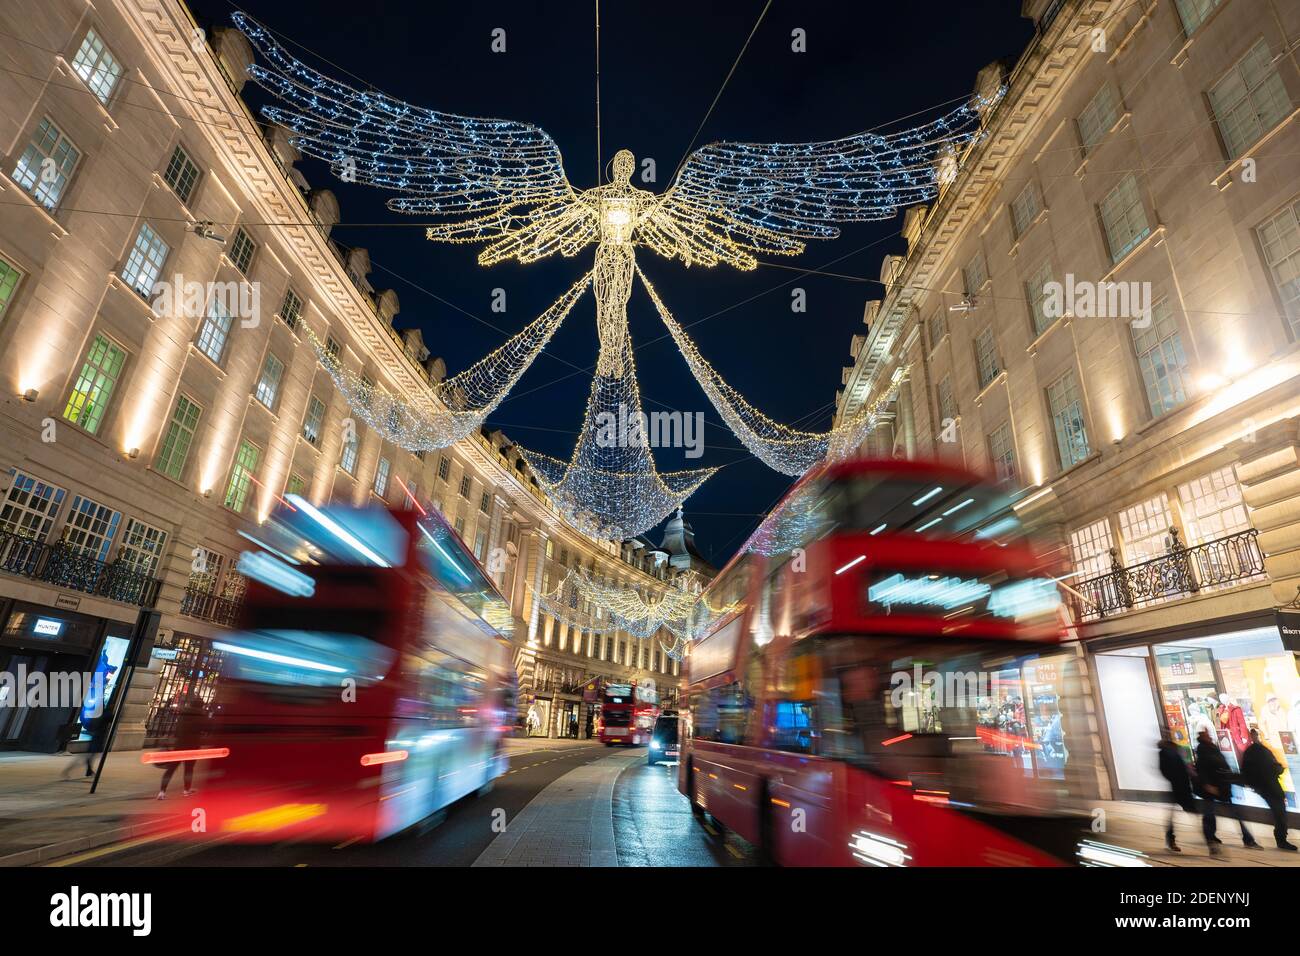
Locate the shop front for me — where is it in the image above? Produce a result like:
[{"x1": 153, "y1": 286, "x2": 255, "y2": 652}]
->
[
  {"x1": 0, "y1": 599, "x2": 135, "y2": 753},
  {"x1": 1090, "y1": 612, "x2": 1300, "y2": 816}
]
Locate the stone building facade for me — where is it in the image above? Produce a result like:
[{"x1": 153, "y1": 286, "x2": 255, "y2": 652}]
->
[
  {"x1": 0, "y1": 0, "x2": 701, "y2": 752},
  {"x1": 835, "y1": 0, "x2": 1300, "y2": 806}
]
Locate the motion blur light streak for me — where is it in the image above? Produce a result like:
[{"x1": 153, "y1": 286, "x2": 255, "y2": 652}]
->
[
  {"x1": 236, "y1": 550, "x2": 316, "y2": 598},
  {"x1": 834, "y1": 555, "x2": 866, "y2": 575},
  {"x1": 880, "y1": 733, "x2": 913, "y2": 746},
  {"x1": 212, "y1": 641, "x2": 348, "y2": 674},
  {"x1": 286, "y1": 495, "x2": 392, "y2": 567},
  {"x1": 911, "y1": 487, "x2": 943, "y2": 506},
  {"x1": 1075, "y1": 841, "x2": 1151, "y2": 868},
  {"x1": 224, "y1": 804, "x2": 329, "y2": 833},
  {"x1": 360, "y1": 750, "x2": 410, "y2": 767},
  {"x1": 849, "y1": 832, "x2": 910, "y2": 867},
  {"x1": 140, "y1": 748, "x2": 230, "y2": 764}
]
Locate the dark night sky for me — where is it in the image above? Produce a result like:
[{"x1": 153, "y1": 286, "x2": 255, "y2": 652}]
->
[{"x1": 189, "y1": 0, "x2": 1036, "y2": 565}]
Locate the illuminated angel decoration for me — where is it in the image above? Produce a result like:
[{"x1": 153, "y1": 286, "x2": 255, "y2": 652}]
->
[{"x1": 234, "y1": 13, "x2": 998, "y2": 538}]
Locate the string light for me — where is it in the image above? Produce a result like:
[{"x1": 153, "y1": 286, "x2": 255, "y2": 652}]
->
[
  {"x1": 301, "y1": 271, "x2": 590, "y2": 449},
  {"x1": 637, "y1": 263, "x2": 908, "y2": 475},
  {"x1": 235, "y1": 14, "x2": 999, "y2": 543}
]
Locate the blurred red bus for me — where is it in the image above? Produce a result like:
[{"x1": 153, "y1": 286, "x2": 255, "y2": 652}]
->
[
  {"x1": 598, "y1": 680, "x2": 659, "y2": 746},
  {"x1": 678, "y1": 459, "x2": 1096, "y2": 866},
  {"x1": 159, "y1": 502, "x2": 515, "y2": 843}
]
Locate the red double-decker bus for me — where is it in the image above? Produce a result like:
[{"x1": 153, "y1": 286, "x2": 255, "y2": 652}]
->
[
  {"x1": 598, "y1": 679, "x2": 659, "y2": 746},
  {"x1": 152, "y1": 501, "x2": 515, "y2": 843},
  {"x1": 678, "y1": 458, "x2": 1098, "y2": 866}
]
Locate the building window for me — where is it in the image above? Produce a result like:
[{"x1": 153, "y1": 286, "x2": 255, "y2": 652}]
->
[
  {"x1": 188, "y1": 546, "x2": 226, "y2": 593},
  {"x1": 438, "y1": 456, "x2": 451, "y2": 481},
  {"x1": 1024, "y1": 259, "x2": 1056, "y2": 337},
  {"x1": 1010, "y1": 182, "x2": 1042, "y2": 237},
  {"x1": 71, "y1": 29, "x2": 123, "y2": 105},
  {"x1": 373, "y1": 457, "x2": 390, "y2": 498},
  {"x1": 459, "y1": 475, "x2": 471, "y2": 499},
  {"x1": 302, "y1": 395, "x2": 325, "y2": 446},
  {"x1": 340, "y1": 433, "x2": 358, "y2": 475},
  {"x1": 1099, "y1": 174, "x2": 1151, "y2": 263},
  {"x1": 121, "y1": 223, "x2": 170, "y2": 299},
  {"x1": 1177, "y1": 466, "x2": 1252, "y2": 544},
  {"x1": 454, "y1": 516, "x2": 466, "y2": 538},
  {"x1": 224, "y1": 440, "x2": 260, "y2": 513},
  {"x1": 285, "y1": 474, "x2": 307, "y2": 498},
  {"x1": 974, "y1": 326, "x2": 1000, "y2": 390},
  {"x1": 1132, "y1": 299, "x2": 1190, "y2": 418},
  {"x1": 1175, "y1": 0, "x2": 1221, "y2": 35},
  {"x1": 1208, "y1": 40, "x2": 1291, "y2": 160},
  {"x1": 480, "y1": 491, "x2": 491, "y2": 514},
  {"x1": 927, "y1": 312, "x2": 946, "y2": 351},
  {"x1": 988, "y1": 422, "x2": 1017, "y2": 482},
  {"x1": 279, "y1": 288, "x2": 302, "y2": 330},
  {"x1": 1070, "y1": 517, "x2": 1116, "y2": 580},
  {"x1": 11, "y1": 118, "x2": 80, "y2": 211},
  {"x1": 195, "y1": 298, "x2": 233, "y2": 365},
  {"x1": 229, "y1": 227, "x2": 256, "y2": 275},
  {"x1": 1077, "y1": 83, "x2": 1119, "y2": 153},
  {"x1": 936, "y1": 375, "x2": 957, "y2": 423},
  {"x1": 254, "y1": 352, "x2": 284, "y2": 410},
  {"x1": 0, "y1": 470, "x2": 66, "y2": 539},
  {"x1": 119, "y1": 518, "x2": 167, "y2": 575},
  {"x1": 1256, "y1": 198, "x2": 1300, "y2": 337},
  {"x1": 155, "y1": 395, "x2": 201, "y2": 481},
  {"x1": 63, "y1": 495, "x2": 121, "y2": 562},
  {"x1": 1047, "y1": 370, "x2": 1090, "y2": 470},
  {"x1": 475, "y1": 529, "x2": 488, "y2": 561},
  {"x1": 162, "y1": 145, "x2": 200, "y2": 203},
  {"x1": 962, "y1": 251, "x2": 988, "y2": 295},
  {"x1": 63, "y1": 333, "x2": 126, "y2": 435},
  {"x1": 325, "y1": 334, "x2": 342, "y2": 358},
  {"x1": 0, "y1": 255, "x2": 23, "y2": 322},
  {"x1": 1118, "y1": 493, "x2": 1176, "y2": 565}
]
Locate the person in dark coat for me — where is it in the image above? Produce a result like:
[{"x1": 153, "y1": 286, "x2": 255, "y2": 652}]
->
[
  {"x1": 1194, "y1": 728, "x2": 1258, "y2": 854},
  {"x1": 156, "y1": 697, "x2": 207, "y2": 799},
  {"x1": 1157, "y1": 737, "x2": 1195, "y2": 852},
  {"x1": 1240, "y1": 728, "x2": 1298, "y2": 851}
]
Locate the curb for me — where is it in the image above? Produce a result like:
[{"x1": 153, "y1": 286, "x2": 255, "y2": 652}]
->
[{"x1": 0, "y1": 816, "x2": 175, "y2": 868}]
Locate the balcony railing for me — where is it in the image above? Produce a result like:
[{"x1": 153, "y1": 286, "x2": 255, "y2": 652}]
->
[
  {"x1": 0, "y1": 528, "x2": 161, "y2": 607},
  {"x1": 1072, "y1": 528, "x2": 1266, "y2": 621},
  {"x1": 178, "y1": 584, "x2": 243, "y2": 628}
]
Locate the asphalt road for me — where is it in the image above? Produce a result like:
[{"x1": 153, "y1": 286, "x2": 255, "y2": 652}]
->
[{"x1": 54, "y1": 742, "x2": 757, "y2": 867}]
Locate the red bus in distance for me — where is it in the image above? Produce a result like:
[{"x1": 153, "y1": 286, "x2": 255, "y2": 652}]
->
[{"x1": 599, "y1": 679, "x2": 659, "y2": 746}]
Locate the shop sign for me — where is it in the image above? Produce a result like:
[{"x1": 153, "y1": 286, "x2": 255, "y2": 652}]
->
[
  {"x1": 1277, "y1": 608, "x2": 1300, "y2": 652},
  {"x1": 55, "y1": 594, "x2": 80, "y2": 610}
]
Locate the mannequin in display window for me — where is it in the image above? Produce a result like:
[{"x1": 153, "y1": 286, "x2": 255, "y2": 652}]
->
[
  {"x1": 1186, "y1": 695, "x2": 1218, "y2": 740},
  {"x1": 1217, "y1": 694, "x2": 1251, "y2": 759}
]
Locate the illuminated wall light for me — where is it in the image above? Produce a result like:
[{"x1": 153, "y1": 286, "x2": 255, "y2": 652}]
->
[
  {"x1": 127, "y1": 447, "x2": 140, "y2": 460},
  {"x1": 21, "y1": 388, "x2": 38, "y2": 403}
]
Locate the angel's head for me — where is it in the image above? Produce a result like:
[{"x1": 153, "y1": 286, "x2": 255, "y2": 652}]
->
[{"x1": 611, "y1": 149, "x2": 635, "y2": 184}]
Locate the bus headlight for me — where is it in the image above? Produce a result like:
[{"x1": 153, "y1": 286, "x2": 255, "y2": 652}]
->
[
  {"x1": 849, "y1": 831, "x2": 910, "y2": 867},
  {"x1": 651, "y1": 739, "x2": 661, "y2": 749}
]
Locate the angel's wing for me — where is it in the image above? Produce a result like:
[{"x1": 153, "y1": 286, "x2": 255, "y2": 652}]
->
[
  {"x1": 232, "y1": 13, "x2": 597, "y2": 259},
  {"x1": 644, "y1": 95, "x2": 998, "y2": 269}
]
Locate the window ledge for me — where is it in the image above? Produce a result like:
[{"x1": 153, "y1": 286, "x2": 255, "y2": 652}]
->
[
  {"x1": 1211, "y1": 108, "x2": 1300, "y2": 190},
  {"x1": 186, "y1": 343, "x2": 228, "y2": 379},
  {"x1": 0, "y1": 178, "x2": 69, "y2": 239},
  {"x1": 1008, "y1": 207, "x2": 1049, "y2": 258},
  {"x1": 1074, "y1": 111, "x2": 1133, "y2": 179},
  {"x1": 1026, "y1": 315, "x2": 1067, "y2": 356},
  {"x1": 53, "y1": 55, "x2": 119, "y2": 133},
  {"x1": 247, "y1": 395, "x2": 280, "y2": 422},
  {"x1": 1107, "y1": 0, "x2": 1159, "y2": 65},
  {"x1": 106, "y1": 272, "x2": 159, "y2": 319},
  {"x1": 297, "y1": 434, "x2": 322, "y2": 455},
  {"x1": 1053, "y1": 449, "x2": 1103, "y2": 483},
  {"x1": 1102, "y1": 224, "x2": 1165, "y2": 282},
  {"x1": 150, "y1": 172, "x2": 197, "y2": 217},
  {"x1": 928, "y1": 330, "x2": 950, "y2": 356},
  {"x1": 1170, "y1": 1, "x2": 1233, "y2": 67},
  {"x1": 973, "y1": 369, "x2": 1008, "y2": 407}
]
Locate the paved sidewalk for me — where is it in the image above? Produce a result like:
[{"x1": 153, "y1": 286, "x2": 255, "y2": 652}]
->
[
  {"x1": 0, "y1": 751, "x2": 173, "y2": 866},
  {"x1": 473, "y1": 748, "x2": 641, "y2": 866},
  {"x1": 1096, "y1": 800, "x2": 1300, "y2": 867}
]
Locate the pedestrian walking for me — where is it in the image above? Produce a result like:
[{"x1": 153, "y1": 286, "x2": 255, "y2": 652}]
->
[
  {"x1": 1240, "y1": 728, "x2": 1298, "y2": 851},
  {"x1": 1156, "y1": 736, "x2": 1195, "y2": 852},
  {"x1": 157, "y1": 697, "x2": 207, "y2": 799},
  {"x1": 1194, "y1": 728, "x2": 1259, "y2": 854}
]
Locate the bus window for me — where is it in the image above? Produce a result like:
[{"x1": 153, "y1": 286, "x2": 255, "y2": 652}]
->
[
  {"x1": 216, "y1": 629, "x2": 394, "y2": 699},
  {"x1": 692, "y1": 682, "x2": 750, "y2": 744}
]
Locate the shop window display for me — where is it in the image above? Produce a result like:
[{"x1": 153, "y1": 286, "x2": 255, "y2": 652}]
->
[{"x1": 1154, "y1": 627, "x2": 1300, "y2": 810}]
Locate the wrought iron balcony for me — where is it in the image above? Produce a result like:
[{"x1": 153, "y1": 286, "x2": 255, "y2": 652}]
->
[
  {"x1": 1072, "y1": 528, "x2": 1266, "y2": 621},
  {"x1": 178, "y1": 584, "x2": 243, "y2": 627},
  {"x1": 0, "y1": 528, "x2": 161, "y2": 607}
]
